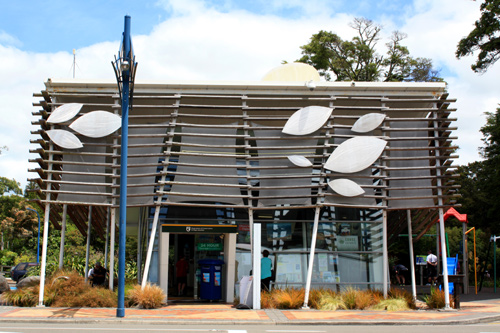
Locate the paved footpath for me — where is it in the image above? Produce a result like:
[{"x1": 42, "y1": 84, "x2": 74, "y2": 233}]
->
[{"x1": 1, "y1": 298, "x2": 500, "y2": 326}]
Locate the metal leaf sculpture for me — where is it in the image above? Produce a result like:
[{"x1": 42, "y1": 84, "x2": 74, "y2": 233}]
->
[
  {"x1": 69, "y1": 111, "x2": 121, "y2": 138},
  {"x1": 46, "y1": 129, "x2": 83, "y2": 149},
  {"x1": 287, "y1": 155, "x2": 313, "y2": 167},
  {"x1": 328, "y1": 178, "x2": 365, "y2": 197},
  {"x1": 351, "y1": 113, "x2": 385, "y2": 133},
  {"x1": 47, "y1": 103, "x2": 83, "y2": 124},
  {"x1": 324, "y1": 137, "x2": 387, "y2": 173},
  {"x1": 282, "y1": 106, "x2": 333, "y2": 135}
]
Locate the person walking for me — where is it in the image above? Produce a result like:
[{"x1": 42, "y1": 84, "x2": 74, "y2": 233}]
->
[{"x1": 176, "y1": 255, "x2": 189, "y2": 296}]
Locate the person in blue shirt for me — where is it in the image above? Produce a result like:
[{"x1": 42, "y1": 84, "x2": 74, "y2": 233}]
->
[{"x1": 261, "y1": 250, "x2": 273, "y2": 291}]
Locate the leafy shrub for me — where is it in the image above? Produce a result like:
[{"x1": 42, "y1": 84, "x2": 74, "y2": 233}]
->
[
  {"x1": 0, "y1": 250, "x2": 18, "y2": 266},
  {"x1": 15, "y1": 254, "x2": 35, "y2": 265},
  {"x1": 127, "y1": 283, "x2": 165, "y2": 309}
]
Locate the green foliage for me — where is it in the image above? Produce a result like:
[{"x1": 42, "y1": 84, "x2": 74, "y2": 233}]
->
[
  {"x1": 456, "y1": 108, "x2": 500, "y2": 235},
  {"x1": 456, "y1": 0, "x2": 500, "y2": 73},
  {"x1": 0, "y1": 250, "x2": 18, "y2": 266},
  {"x1": 298, "y1": 18, "x2": 442, "y2": 82},
  {"x1": 0, "y1": 177, "x2": 22, "y2": 195}
]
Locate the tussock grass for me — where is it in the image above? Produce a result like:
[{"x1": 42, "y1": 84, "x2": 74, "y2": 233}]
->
[
  {"x1": 371, "y1": 298, "x2": 410, "y2": 311},
  {"x1": 422, "y1": 287, "x2": 454, "y2": 309},
  {"x1": 273, "y1": 288, "x2": 304, "y2": 309},
  {"x1": 318, "y1": 293, "x2": 346, "y2": 311},
  {"x1": 388, "y1": 287, "x2": 416, "y2": 309},
  {"x1": 1, "y1": 285, "x2": 39, "y2": 307},
  {"x1": 127, "y1": 284, "x2": 165, "y2": 309}
]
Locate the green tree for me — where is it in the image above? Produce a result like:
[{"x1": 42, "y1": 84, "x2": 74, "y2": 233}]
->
[
  {"x1": 298, "y1": 18, "x2": 442, "y2": 82},
  {"x1": 456, "y1": 0, "x2": 500, "y2": 73},
  {"x1": 455, "y1": 107, "x2": 500, "y2": 234},
  {"x1": 0, "y1": 177, "x2": 22, "y2": 195}
]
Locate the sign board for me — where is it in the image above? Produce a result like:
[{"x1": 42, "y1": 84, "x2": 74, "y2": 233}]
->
[
  {"x1": 162, "y1": 224, "x2": 238, "y2": 234},
  {"x1": 197, "y1": 243, "x2": 223, "y2": 251},
  {"x1": 416, "y1": 255, "x2": 427, "y2": 265}
]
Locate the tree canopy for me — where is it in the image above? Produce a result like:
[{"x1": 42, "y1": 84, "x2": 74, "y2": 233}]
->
[
  {"x1": 456, "y1": 107, "x2": 500, "y2": 234},
  {"x1": 456, "y1": 0, "x2": 500, "y2": 73},
  {"x1": 297, "y1": 18, "x2": 442, "y2": 82}
]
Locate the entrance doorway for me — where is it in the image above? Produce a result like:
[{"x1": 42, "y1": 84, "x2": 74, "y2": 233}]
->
[
  {"x1": 159, "y1": 224, "x2": 237, "y2": 303},
  {"x1": 170, "y1": 233, "x2": 224, "y2": 300}
]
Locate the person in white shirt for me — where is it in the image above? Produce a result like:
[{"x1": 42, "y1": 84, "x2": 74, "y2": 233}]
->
[{"x1": 426, "y1": 250, "x2": 438, "y2": 285}]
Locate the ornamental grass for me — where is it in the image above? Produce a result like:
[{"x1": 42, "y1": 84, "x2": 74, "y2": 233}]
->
[
  {"x1": 422, "y1": 287, "x2": 454, "y2": 309},
  {"x1": 126, "y1": 283, "x2": 165, "y2": 309}
]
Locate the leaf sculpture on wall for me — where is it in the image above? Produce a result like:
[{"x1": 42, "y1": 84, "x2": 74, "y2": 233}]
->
[
  {"x1": 46, "y1": 129, "x2": 83, "y2": 149},
  {"x1": 324, "y1": 136, "x2": 387, "y2": 173},
  {"x1": 351, "y1": 113, "x2": 385, "y2": 133},
  {"x1": 47, "y1": 103, "x2": 83, "y2": 124},
  {"x1": 328, "y1": 178, "x2": 365, "y2": 197},
  {"x1": 282, "y1": 106, "x2": 333, "y2": 135},
  {"x1": 287, "y1": 155, "x2": 313, "y2": 167},
  {"x1": 69, "y1": 111, "x2": 122, "y2": 138}
]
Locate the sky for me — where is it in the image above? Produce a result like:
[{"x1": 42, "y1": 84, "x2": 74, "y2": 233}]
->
[{"x1": 0, "y1": 0, "x2": 499, "y2": 189}]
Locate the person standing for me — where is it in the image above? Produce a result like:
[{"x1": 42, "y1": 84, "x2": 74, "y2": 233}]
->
[
  {"x1": 426, "y1": 250, "x2": 438, "y2": 285},
  {"x1": 261, "y1": 250, "x2": 273, "y2": 291},
  {"x1": 176, "y1": 255, "x2": 189, "y2": 296}
]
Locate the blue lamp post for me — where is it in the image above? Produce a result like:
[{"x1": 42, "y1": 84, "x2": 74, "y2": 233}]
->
[
  {"x1": 27, "y1": 207, "x2": 41, "y2": 264},
  {"x1": 112, "y1": 15, "x2": 137, "y2": 318}
]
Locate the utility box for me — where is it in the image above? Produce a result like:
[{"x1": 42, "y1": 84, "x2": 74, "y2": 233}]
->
[{"x1": 199, "y1": 259, "x2": 224, "y2": 301}]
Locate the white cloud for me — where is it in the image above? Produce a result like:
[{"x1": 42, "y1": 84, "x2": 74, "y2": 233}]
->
[
  {"x1": 0, "y1": 30, "x2": 22, "y2": 48},
  {"x1": 0, "y1": 0, "x2": 498, "y2": 189}
]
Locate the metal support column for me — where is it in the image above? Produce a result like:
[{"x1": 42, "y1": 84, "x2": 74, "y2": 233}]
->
[
  {"x1": 84, "y1": 206, "x2": 92, "y2": 284},
  {"x1": 59, "y1": 204, "x2": 67, "y2": 269},
  {"x1": 303, "y1": 206, "x2": 321, "y2": 308},
  {"x1": 252, "y1": 223, "x2": 261, "y2": 309},
  {"x1": 407, "y1": 210, "x2": 417, "y2": 301},
  {"x1": 432, "y1": 99, "x2": 450, "y2": 308}
]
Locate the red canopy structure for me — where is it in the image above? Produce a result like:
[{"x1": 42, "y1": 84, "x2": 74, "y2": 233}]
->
[{"x1": 443, "y1": 207, "x2": 468, "y2": 223}]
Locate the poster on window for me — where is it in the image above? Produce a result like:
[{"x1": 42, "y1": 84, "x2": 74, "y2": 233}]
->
[
  {"x1": 276, "y1": 254, "x2": 302, "y2": 283},
  {"x1": 336, "y1": 235, "x2": 359, "y2": 251}
]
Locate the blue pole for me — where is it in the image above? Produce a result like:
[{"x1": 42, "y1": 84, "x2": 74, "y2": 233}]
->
[
  {"x1": 117, "y1": 15, "x2": 131, "y2": 318},
  {"x1": 27, "y1": 208, "x2": 40, "y2": 264}
]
